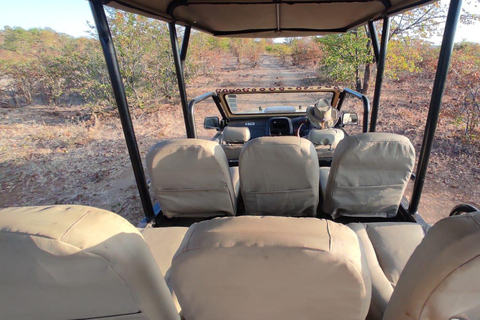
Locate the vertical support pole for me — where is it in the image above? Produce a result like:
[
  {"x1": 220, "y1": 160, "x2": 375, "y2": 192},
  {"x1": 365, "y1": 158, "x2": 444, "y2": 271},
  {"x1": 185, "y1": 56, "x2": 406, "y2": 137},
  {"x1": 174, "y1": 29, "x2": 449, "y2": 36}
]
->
[
  {"x1": 368, "y1": 21, "x2": 380, "y2": 64},
  {"x1": 369, "y1": 17, "x2": 390, "y2": 132},
  {"x1": 89, "y1": 0, "x2": 155, "y2": 221},
  {"x1": 180, "y1": 26, "x2": 191, "y2": 72},
  {"x1": 169, "y1": 22, "x2": 196, "y2": 138},
  {"x1": 409, "y1": 0, "x2": 462, "y2": 214}
]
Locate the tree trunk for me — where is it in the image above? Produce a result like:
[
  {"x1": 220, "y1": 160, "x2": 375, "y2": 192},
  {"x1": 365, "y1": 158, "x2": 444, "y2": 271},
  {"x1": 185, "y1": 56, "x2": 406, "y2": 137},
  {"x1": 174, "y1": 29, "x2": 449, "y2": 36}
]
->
[{"x1": 362, "y1": 63, "x2": 371, "y2": 94}]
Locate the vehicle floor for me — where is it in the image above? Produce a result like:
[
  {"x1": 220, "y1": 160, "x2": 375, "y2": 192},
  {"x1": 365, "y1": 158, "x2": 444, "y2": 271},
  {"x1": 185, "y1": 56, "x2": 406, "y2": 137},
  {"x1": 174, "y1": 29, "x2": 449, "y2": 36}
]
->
[{"x1": 1, "y1": 54, "x2": 478, "y2": 225}]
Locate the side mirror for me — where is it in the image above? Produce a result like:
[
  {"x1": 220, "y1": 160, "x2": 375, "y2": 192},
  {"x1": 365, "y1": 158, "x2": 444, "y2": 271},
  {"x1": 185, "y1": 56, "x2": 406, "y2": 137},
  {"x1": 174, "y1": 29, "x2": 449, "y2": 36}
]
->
[
  {"x1": 342, "y1": 112, "x2": 358, "y2": 125},
  {"x1": 204, "y1": 116, "x2": 220, "y2": 130}
]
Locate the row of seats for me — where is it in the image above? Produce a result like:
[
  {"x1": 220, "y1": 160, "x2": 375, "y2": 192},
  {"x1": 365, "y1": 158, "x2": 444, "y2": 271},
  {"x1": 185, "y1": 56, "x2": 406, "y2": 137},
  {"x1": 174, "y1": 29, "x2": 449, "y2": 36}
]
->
[
  {"x1": 146, "y1": 132, "x2": 415, "y2": 220},
  {"x1": 220, "y1": 126, "x2": 345, "y2": 162},
  {"x1": 1, "y1": 205, "x2": 479, "y2": 319}
]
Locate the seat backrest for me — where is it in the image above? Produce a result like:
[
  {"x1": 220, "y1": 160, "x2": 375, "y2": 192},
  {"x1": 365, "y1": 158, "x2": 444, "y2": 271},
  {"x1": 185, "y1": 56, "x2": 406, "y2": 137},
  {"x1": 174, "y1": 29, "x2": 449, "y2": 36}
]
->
[
  {"x1": 222, "y1": 126, "x2": 250, "y2": 144},
  {"x1": 170, "y1": 216, "x2": 371, "y2": 320},
  {"x1": 146, "y1": 139, "x2": 236, "y2": 218},
  {"x1": 307, "y1": 128, "x2": 345, "y2": 149},
  {"x1": 239, "y1": 136, "x2": 319, "y2": 216},
  {"x1": 323, "y1": 133, "x2": 415, "y2": 219},
  {"x1": 0, "y1": 205, "x2": 179, "y2": 320},
  {"x1": 221, "y1": 126, "x2": 250, "y2": 161},
  {"x1": 384, "y1": 211, "x2": 480, "y2": 320}
]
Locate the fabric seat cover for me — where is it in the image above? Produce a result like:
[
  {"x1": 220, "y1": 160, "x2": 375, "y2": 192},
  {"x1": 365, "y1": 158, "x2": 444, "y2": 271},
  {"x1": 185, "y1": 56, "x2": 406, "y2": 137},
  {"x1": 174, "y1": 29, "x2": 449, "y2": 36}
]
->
[
  {"x1": 322, "y1": 133, "x2": 415, "y2": 219},
  {"x1": 239, "y1": 136, "x2": 319, "y2": 216},
  {"x1": 0, "y1": 205, "x2": 179, "y2": 320},
  {"x1": 170, "y1": 216, "x2": 371, "y2": 320},
  {"x1": 349, "y1": 222, "x2": 425, "y2": 319},
  {"x1": 384, "y1": 211, "x2": 480, "y2": 320},
  {"x1": 221, "y1": 126, "x2": 250, "y2": 161},
  {"x1": 307, "y1": 128, "x2": 345, "y2": 159},
  {"x1": 146, "y1": 139, "x2": 238, "y2": 218}
]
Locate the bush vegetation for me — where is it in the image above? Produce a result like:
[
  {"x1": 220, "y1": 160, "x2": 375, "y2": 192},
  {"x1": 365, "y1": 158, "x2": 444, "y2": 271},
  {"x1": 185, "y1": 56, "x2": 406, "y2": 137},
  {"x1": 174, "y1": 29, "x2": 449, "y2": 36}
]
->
[{"x1": 0, "y1": 4, "x2": 478, "y2": 142}]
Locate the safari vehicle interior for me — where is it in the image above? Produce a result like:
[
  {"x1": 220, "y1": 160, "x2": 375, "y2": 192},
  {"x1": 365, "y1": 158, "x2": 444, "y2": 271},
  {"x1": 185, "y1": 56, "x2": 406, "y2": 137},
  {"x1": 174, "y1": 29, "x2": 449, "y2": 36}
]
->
[{"x1": 1, "y1": 0, "x2": 479, "y2": 319}]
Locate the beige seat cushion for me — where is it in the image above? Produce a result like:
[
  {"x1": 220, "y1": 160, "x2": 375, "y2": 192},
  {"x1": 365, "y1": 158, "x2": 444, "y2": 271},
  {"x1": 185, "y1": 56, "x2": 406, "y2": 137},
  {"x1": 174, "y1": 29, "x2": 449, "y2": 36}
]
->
[
  {"x1": 239, "y1": 136, "x2": 319, "y2": 216},
  {"x1": 223, "y1": 126, "x2": 250, "y2": 143},
  {"x1": 222, "y1": 127, "x2": 250, "y2": 161},
  {"x1": 229, "y1": 166, "x2": 240, "y2": 198},
  {"x1": 146, "y1": 139, "x2": 237, "y2": 218},
  {"x1": 319, "y1": 166, "x2": 330, "y2": 196},
  {"x1": 142, "y1": 226, "x2": 189, "y2": 314},
  {"x1": 349, "y1": 222, "x2": 425, "y2": 320},
  {"x1": 171, "y1": 216, "x2": 371, "y2": 320},
  {"x1": 323, "y1": 133, "x2": 415, "y2": 219},
  {"x1": 384, "y1": 211, "x2": 480, "y2": 320},
  {"x1": 0, "y1": 205, "x2": 179, "y2": 320}
]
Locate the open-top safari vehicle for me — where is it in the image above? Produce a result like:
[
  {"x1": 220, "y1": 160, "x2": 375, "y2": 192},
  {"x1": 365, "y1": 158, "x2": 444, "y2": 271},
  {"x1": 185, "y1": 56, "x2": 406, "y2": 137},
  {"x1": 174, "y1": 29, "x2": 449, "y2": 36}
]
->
[{"x1": 1, "y1": 0, "x2": 479, "y2": 319}]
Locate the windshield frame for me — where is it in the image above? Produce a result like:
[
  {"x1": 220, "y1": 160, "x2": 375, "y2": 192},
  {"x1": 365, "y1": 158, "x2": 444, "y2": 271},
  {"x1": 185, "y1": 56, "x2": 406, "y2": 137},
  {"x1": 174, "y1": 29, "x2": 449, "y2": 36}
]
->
[{"x1": 216, "y1": 86, "x2": 343, "y2": 119}]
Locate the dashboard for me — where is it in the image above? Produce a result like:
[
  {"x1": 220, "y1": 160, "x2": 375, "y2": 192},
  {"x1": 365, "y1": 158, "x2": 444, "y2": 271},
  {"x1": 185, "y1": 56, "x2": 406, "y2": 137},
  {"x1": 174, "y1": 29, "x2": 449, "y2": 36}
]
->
[{"x1": 226, "y1": 116, "x2": 308, "y2": 139}]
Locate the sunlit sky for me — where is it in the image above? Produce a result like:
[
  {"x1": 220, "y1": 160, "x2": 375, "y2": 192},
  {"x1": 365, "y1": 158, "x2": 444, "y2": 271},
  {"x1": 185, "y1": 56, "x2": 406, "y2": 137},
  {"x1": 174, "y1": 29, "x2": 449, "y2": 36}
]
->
[{"x1": 0, "y1": 0, "x2": 479, "y2": 43}]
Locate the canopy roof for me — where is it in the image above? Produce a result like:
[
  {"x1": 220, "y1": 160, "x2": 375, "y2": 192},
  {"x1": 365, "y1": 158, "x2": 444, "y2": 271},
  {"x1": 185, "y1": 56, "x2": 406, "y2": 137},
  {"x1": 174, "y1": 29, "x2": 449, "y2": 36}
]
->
[{"x1": 106, "y1": 0, "x2": 437, "y2": 37}]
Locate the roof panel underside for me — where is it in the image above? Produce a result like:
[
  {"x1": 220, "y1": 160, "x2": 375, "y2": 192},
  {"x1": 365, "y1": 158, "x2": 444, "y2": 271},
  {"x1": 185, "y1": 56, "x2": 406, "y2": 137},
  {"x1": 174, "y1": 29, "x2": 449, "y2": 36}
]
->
[{"x1": 107, "y1": 0, "x2": 438, "y2": 37}]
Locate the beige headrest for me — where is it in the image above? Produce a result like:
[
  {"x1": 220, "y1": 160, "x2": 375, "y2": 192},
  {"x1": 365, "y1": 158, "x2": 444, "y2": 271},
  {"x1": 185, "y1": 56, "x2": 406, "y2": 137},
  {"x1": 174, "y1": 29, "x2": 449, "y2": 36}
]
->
[
  {"x1": 146, "y1": 139, "x2": 236, "y2": 218},
  {"x1": 306, "y1": 99, "x2": 339, "y2": 129},
  {"x1": 323, "y1": 133, "x2": 415, "y2": 219},
  {"x1": 0, "y1": 205, "x2": 179, "y2": 320},
  {"x1": 239, "y1": 136, "x2": 319, "y2": 216},
  {"x1": 223, "y1": 126, "x2": 250, "y2": 143},
  {"x1": 384, "y1": 211, "x2": 480, "y2": 320},
  {"x1": 171, "y1": 216, "x2": 371, "y2": 320},
  {"x1": 307, "y1": 128, "x2": 345, "y2": 148}
]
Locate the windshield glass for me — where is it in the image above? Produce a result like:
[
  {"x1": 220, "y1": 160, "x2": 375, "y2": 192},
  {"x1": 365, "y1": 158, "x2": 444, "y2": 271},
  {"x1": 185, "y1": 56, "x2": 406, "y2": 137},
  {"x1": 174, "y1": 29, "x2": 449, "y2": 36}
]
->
[{"x1": 226, "y1": 91, "x2": 334, "y2": 114}]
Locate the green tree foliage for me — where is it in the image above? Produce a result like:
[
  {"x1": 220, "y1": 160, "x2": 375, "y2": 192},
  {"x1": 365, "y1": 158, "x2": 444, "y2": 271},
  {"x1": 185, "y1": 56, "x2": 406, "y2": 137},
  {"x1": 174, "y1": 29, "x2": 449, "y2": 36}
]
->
[
  {"x1": 0, "y1": 11, "x2": 210, "y2": 109},
  {"x1": 317, "y1": 29, "x2": 373, "y2": 93}
]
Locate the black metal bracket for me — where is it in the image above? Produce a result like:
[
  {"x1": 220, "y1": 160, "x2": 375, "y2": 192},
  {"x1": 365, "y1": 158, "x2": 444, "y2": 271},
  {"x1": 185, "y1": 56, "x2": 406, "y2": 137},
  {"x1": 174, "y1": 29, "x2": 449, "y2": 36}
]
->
[
  {"x1": 369, "y1": 17, "x2": 390, "y2": 132},
  {"x1": 367, "y1": 21, "x2": 380, "y2": 64},
  {"x1": 449, "y1": 204, "x2": 480, "y2": 216},
  {"x1": 169, "y1": 23, "x2": 195, "y2": 138}
]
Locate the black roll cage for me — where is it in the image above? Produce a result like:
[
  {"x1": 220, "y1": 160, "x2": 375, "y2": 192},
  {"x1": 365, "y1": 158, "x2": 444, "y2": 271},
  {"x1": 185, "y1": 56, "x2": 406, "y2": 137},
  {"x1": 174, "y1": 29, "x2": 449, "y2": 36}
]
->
[{"x1": 88, "y1": 0, "x2": 463, "y2": 223}]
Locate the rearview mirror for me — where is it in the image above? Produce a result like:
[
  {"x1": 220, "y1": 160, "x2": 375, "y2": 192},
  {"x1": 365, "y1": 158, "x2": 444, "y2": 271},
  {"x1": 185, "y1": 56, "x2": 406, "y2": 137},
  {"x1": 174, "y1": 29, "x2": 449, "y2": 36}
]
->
[
  {"x1": 204, "y1": 116, "x2": 220, "y2": 130},
  {"x1": 342, "y1": 112, "x2": 358, "y2": 125}
]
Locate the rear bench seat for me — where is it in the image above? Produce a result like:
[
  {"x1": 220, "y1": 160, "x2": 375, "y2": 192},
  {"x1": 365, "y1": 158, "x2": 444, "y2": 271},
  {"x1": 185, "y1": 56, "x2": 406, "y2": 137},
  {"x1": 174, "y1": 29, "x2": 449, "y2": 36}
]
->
[
  {"x1": 0, "y1": 205, "x2": 182, "y2": 320},
  {"x1": 170, "y1": 216, "x2": 371, "y2": 320},
  {"x1": 348, "y1": 222, "x2": 425, "y2": 319}
]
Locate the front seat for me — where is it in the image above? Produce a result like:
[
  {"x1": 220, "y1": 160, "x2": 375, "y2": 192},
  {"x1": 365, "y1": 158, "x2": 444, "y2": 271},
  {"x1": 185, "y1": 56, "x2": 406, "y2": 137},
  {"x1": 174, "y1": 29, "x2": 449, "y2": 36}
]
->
[
  {"x1": 146, "y1": 139, "x2": 239, "y2": 218},
  {"x1": 239, "y1": 136, "x2": 319, "y2": 216},
  {"x1": 0, "y1": 205, "x2": 180, "y2": 320},
  {"x1": 305, "y1": 98, "x2": 344, "y2": 160},
  {"x1": 320, "y1": 133, "x2": 415, "y2": 219},
  {"x1": 221, "y1": 126, "x2": 250, "y2": 163}
]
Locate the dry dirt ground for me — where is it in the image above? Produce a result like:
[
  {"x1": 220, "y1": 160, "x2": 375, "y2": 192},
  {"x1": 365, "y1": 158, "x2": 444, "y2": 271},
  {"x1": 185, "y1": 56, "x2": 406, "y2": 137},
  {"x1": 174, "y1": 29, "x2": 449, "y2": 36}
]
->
[{"x1": 1, "y1": 54, "x2": 478, "y2": 224}]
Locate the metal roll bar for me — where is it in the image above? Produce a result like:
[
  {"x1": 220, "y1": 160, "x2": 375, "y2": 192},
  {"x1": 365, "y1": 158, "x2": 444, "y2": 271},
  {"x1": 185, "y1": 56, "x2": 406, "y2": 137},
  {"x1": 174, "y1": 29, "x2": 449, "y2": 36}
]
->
[
  {"x1": 369, "y1": 17, "x2": 390, "y2": 132},
  {"x1": 409, "y1": 0, "x2": 462, "y2": 215},
  {"x1": 89, "y1": 0, "x2": 463, "y2": 220},
  {"x1": 337, "y1": 88, "x2": 370, "y2": 133},
  {"x1": 89, "y1": 0, "x2": 155, "y2": 222}
]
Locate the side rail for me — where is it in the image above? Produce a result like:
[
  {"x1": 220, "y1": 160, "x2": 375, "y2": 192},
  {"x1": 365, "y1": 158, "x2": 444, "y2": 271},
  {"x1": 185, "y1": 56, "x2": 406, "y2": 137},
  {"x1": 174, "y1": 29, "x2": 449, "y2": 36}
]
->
[
  {"x1": 187, "y1": 91, "x2": 226, "y2": 139},
  {"x1": 449, "y1": 204, "x2": 480, "y2": 216},
  {"x1": 337, "y1": 88, "x2": 370, "y2": 133}
]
